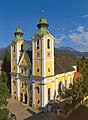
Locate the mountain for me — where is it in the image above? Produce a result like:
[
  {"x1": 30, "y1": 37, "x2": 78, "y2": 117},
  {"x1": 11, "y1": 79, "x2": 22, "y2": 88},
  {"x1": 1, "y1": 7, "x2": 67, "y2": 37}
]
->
[
  {"x1": 0, "y1": 47, "x2": 6, "y2": 60},
  {"x1": 55, "y1": 47, "x2": 88, "y2": 57},
  {"x1": 0, "y1": 45, "x2": 88, "y2": 60},
  {"x1": 0, "y1": 45, "x2": 10, "y2": 60}
]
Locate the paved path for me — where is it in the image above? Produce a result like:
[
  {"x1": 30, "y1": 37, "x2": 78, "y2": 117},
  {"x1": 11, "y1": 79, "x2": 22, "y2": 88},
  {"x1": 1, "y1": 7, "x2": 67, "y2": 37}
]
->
[
  {"x1": 7, "y1": 97, "x2": 61, "y2": 120},
  {"x1": 7, "y1": 98, "x2": 38, "y2": 120}
]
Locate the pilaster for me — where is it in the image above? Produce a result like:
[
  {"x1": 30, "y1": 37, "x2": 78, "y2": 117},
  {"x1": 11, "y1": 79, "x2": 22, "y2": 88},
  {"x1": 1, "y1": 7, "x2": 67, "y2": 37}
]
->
[{"x1": 42, "y1": 84, "x2": 46, "y2": 107}]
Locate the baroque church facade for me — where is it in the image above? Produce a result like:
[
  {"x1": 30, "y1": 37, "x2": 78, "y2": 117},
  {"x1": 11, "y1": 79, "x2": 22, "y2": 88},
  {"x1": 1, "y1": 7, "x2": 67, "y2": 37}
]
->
[{"x1": 10, "y1": 13, "x2": 77, "y2": 108}]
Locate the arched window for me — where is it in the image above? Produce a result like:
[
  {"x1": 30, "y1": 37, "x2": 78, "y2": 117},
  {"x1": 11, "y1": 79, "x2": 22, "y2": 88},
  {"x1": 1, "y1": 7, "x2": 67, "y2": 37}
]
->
[
  {"x1": 36, "y1": 39, "x2": 39, "y2": 49},
  {"x1": 48, "y1": 88, "x2": 50, "y2": 101},
  {"x1": 21, "y1": 44, "x2": 24, "y2": 52},
  {"x1": 47, "y1": 39, "x2": 50, "y2": 49},
  {"x1": 36, "y1": 87, "x2": 40, "y2": 93}
]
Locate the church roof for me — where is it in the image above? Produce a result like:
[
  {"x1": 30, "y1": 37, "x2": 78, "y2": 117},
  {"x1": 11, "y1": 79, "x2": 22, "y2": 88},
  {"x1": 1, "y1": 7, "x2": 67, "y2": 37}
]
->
[
  {"x1": 54, "y1": 52, "x2": 76, "y2": 74},
  {"x1": 35, "y1": 11, "x2": 50, "y2": 36},
  {"x1": 27, "y1": 51, "x2": 76, "y2": 74},
  {"x1": 26, "y1": 51, "x2": 32, "y2": 63},
  {"x1": 14, "y1": 26, "x2": 24, "y2": 42}
]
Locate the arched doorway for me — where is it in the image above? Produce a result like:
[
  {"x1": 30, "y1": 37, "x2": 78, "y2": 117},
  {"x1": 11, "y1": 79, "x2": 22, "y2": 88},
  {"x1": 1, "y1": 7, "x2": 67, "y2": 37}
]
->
[
  {"x1": 20, "y1": 91, "x2": 28, "y2": 104},
  {"x1": 25, "y1": 92, "x2": 27, "y2": 104},
  {"x1": 58, "y1": 81, "x2": 64, "y2": 93}
]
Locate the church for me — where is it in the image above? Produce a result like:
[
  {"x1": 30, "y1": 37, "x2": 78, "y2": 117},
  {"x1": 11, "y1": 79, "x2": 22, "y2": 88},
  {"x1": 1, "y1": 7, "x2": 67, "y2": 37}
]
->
[{"x1": 10, "y1": 11, "x2": 77, "y2": 108}]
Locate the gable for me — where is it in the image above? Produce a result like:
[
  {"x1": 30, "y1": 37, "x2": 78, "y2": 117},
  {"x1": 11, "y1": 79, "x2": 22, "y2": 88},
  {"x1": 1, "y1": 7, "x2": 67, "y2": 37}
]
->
[{"x1": 19, "y1": 52, "x2": 31, "y2": 66}]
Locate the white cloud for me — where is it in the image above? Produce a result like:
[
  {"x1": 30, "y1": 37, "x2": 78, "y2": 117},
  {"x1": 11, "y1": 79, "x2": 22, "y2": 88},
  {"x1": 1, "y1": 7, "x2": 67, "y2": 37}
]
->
[
  {"x1": 55, "y1": 25, "x2": 88, "y2": 51},
  {"x1": 76, "y1": 26, "x2": 84, "y2": 32},
  {"x1": 55, "y1": 38, "x2": 62, "y2": 44},
  {"x1": 55, "y1": 35, "x2": 66, "y2": 44},
  {"x1": 68, "y1": 26, "x2": 88, "y2": 44},
  {"x1": 81, "y1": 14, "x2": 88, "y2": 18}
]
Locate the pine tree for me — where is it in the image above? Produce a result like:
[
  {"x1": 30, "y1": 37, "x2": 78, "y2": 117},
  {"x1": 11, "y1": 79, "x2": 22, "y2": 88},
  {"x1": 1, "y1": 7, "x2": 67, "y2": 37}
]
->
[{"x1": 2, "y1": 49, "x2": 11, "y2": 91}]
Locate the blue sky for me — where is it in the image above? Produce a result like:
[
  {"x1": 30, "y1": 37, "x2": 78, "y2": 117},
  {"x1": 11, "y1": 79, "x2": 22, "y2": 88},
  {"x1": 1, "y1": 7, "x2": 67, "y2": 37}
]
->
[{"x1": 0, "y1": 0, "x2": 88, "y2": 52}]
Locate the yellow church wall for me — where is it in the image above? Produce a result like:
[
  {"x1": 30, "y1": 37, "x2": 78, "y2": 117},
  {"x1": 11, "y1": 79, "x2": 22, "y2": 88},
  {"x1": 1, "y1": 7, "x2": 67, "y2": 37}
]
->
[
  {"x1": 54, "y1": 78, "x2": 56, "y2": 91},
  {"x1": 34, "y1": 61, "x2": 42, "y2": 77},
  {"x1": 70, "y1": 73, "x2": 74, "y2": 78},
  {"x1": 13, "y1": 85, "x2": 16, "y2": 91},
  {"x1": 46, "y1": 61, "x2": 53, "y2": 76}
]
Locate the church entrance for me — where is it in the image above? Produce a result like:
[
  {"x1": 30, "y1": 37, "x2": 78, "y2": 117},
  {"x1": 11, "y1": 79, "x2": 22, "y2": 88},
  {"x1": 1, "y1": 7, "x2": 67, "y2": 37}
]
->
[
  {"x1": 58, "y1": 81, "x2": 64, "y2": 93},
  {"x1": 20, "y1": 91, "x2": 28, "y2": 105},
  {"x1": 25, "y1": 93, "x2": 27, "y2": 104}
]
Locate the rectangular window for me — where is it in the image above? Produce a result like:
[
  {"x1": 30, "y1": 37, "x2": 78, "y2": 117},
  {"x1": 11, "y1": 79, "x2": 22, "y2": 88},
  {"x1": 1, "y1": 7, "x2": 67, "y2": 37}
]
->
[
  {"x1": 28, "y1": 84, "x2": 32, "y2": 91},
  {"x1": 47, "y1": 52, "x2": 50, "y2": 57},
  {"x1": 47, "y1": 39, "x2": 50, "y2": 49},
  {"x1": 28, "y1": 68, "x2": 31, "y2": 75},
  {"x1": 36, "y1": 52, "x2": 40, "y2": 58},
  {"x1": 20, "y1": 68, "x2": 24, "y2": 74},
  {"x1": 36, "y1": 39, "x2": 39, "y2": 49},
  {"x1": 21, "y1": 44, "x2": 24, "y2": 52}
]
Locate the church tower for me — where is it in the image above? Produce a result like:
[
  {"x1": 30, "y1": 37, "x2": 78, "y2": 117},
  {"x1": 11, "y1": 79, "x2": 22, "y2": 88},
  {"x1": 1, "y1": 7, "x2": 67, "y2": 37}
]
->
[
  {"x1": 32, "y1": 11, "x2": 54, "y2": 107},
  {"x1": 10, "y1": 24, "x2": 26, "y2": 101},
  {"x1": 32, "y1": 11, "x2": 54, "y2": 78}
]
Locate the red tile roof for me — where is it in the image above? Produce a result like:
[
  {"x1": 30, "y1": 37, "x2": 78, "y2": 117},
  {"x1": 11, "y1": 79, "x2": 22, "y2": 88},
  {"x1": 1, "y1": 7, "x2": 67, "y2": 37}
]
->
[{"x1": 74, "y1": 72, "x2": 81, "y2": 80}]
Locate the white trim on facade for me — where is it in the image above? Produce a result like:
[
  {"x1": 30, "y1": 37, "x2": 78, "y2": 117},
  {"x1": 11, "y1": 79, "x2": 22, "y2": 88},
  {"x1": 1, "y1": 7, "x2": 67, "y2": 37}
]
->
[
  {"x1": 42, "y1": 84, "x2": 46, "y2": 107},
  {"x1": 56, "y1": 77, "x2": 58, "y2": 96},
  {"x1": 32, "y1": 82, "x2": 35, "y2": 104},
  {"x1": 42, "y1": 60, "x2": 46, "y2": 77},
  {"x1": 52, "y1": 38, "x2": 54, "y2": 75},
  {"x1": 16, "y1": 78, "x2": 20, "y2": 101},
  {"x1": 51, "y1": 80, "x2": 54, "y2": 100},
  {"x1": 67, "y1": 75, "x2": 70, "y2": 89},
  {"x1": 11, "y1": 77, "x2": 13, "y2": 95}
]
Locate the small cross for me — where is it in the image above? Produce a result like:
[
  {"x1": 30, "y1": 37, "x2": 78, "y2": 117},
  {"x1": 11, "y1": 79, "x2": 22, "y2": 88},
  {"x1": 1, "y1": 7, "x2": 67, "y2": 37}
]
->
[
  {"x1": 42, "y1": 9, "x2": 44, "y2": 18},
  {"x1": 18, "y1": 21, "x2": 20, "y2": 27}
]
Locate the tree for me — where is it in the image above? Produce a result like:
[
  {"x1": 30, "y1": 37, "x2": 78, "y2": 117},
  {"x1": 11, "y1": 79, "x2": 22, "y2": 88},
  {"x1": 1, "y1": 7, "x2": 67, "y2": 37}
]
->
[
  {"x1": 0, "y1": 71, "x2": 10, "y2": 120},
  {"x1": 2, "y1": 49, "x2": 11, "y2": 90},
  {"x1": 66, "y1": 76, "x2": 88, "y2": 100},
  {"x1": 0, "y1": 71, "x2": 8, "y2": 84}
]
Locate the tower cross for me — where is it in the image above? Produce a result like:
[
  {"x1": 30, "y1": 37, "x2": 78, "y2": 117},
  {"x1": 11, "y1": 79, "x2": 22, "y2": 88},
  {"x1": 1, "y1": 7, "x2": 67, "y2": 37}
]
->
[
  {"x1": 18, "y1": 21, "x2": 20, "y2": 28},
  {"x1": 42, "y1": 9, "x2": 44, "y2": 18}
]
